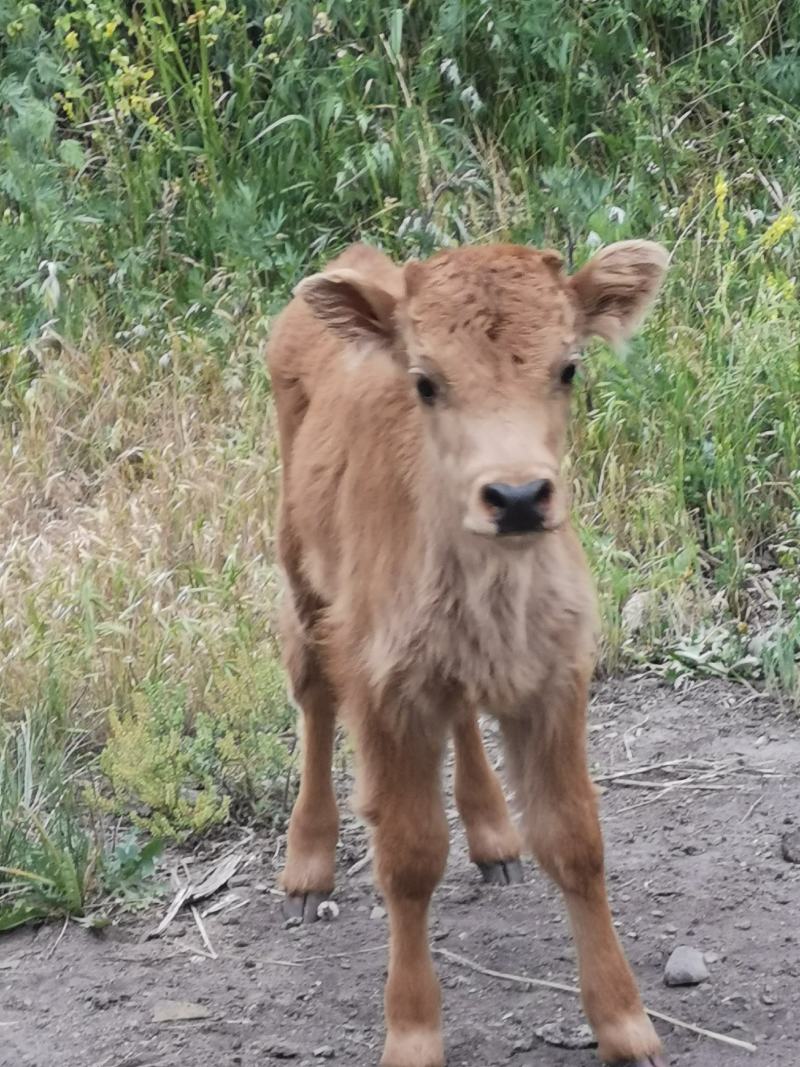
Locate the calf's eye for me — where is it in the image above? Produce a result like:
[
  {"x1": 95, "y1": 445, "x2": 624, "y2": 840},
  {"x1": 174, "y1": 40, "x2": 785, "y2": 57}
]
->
[
  {"x1": 560, "y1": 362, "x2": 578, "y2": 386},
  {"x1": 416, "y1": 375, "x2": 438, "y2": 405}
]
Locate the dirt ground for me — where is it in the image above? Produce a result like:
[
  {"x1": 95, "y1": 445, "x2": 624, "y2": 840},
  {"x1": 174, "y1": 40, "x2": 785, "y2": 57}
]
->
[{"x1": 2, "y1": 676, "x2": 799, "y2": 1067}]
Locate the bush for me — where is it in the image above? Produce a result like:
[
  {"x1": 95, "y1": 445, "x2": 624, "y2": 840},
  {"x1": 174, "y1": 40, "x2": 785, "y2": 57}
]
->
[{"x1": 100, "y1": 652, "x2": 293, "y2": 840}]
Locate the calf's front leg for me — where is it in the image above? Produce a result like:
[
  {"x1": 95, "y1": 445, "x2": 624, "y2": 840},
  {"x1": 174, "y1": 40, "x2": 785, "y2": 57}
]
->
[
  {"x1": 452, "y1": 713, "x2": 523, "y2": 884},
  {"x1": 354, "y1": 713, "x2": 450, "y2": 1067},
  {"x1": 501, "y1": 678, "x2": 666, "y2": 1067}
]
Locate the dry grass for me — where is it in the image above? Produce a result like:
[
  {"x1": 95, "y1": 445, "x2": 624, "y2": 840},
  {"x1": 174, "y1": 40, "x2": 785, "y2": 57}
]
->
[{"x1": 1, "y1": 331, "x2": 282, "y2": 728}]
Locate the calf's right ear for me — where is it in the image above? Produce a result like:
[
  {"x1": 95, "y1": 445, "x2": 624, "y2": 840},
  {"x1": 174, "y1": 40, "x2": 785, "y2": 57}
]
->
[{"x1": 294, "y1": 268, "x2": 396, "y2": 344}]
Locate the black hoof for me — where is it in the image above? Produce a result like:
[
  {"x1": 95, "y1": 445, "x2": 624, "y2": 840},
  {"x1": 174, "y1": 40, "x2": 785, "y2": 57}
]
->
[
  {"x1": 282, "y1": 891, "x2": 330, "y2": 924},
  {"x1": 476, "y1": 859, "x2": 524, "y2": 885}
]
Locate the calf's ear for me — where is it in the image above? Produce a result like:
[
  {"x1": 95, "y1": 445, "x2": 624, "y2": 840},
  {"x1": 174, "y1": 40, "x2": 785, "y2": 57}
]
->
[
  {"x1": 569, "y1": 240, "x2": 668, "y2": 348},
  {"x1": 295, "y1": 268, "x2": 396, "y2": 343}
]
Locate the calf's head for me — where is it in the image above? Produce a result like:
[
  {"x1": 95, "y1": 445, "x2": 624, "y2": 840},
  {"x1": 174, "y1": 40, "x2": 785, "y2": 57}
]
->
[{"x1": 296, "y1": 241, "x2": 667, "y2": 541}]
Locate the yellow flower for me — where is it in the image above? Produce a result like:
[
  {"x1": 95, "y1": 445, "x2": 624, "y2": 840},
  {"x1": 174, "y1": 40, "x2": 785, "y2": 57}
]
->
[
  {"x1": 761, "y1": 211, "x2": 796, "y2": 250},
  {"x1": 714, "y1": 173, "x2": 729, "y2": 241},
  {"x1": 65, "y1": 29, "x2": 79, "y2": 50},
  {"x1": 105, "y1": 19, "x2": 119, "y2": 38}
]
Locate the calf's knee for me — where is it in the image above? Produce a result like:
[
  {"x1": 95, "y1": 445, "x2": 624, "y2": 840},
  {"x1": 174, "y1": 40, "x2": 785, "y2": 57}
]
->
[{"x1": 372, "y1": 808, "x2": 449, "y2": 901}]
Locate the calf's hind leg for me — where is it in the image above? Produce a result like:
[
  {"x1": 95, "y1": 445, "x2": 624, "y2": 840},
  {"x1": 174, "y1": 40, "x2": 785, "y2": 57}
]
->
[
  {"x1": 452, "y1": 714, "x2": 522, "y2": 885},
  {"x1": 354, "y1": 712, "x2": 450, "y2": 1067},
  {"x1": 279, "y1": 593, "x2": 339, "y2": 924},
  {"x1": 501, "y1": 679, "x2": 665, "y2": 1067}
]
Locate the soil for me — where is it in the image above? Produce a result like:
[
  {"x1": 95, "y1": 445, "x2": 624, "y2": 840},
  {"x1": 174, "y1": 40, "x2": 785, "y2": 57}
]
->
[{"x1": 2, "y1": 676, "x2": 799, "y2": 1067}]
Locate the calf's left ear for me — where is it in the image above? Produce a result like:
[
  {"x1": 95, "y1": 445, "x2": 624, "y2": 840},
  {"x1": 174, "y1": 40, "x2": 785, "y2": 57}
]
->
[{"x1": 569, "y1": 240, "x2": 668, "y2": 348}]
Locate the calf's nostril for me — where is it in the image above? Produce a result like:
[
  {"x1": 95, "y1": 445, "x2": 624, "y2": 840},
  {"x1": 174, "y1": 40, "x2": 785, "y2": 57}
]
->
[
  {"x1": 481, "y1": 483, "x2": 510, "y2": 512},
  {"x1": 529, "y1": 479, "x2": 553, "y2": 508}
]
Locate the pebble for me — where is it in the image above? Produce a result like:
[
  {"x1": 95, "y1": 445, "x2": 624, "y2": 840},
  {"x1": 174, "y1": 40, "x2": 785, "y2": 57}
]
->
[
  {"x1": 266, "y1": 1042, "x2": 300, "y2": 1059},
  {"x1": 664, "y1": 945, "x2": 709, "y2": 987},
  {"x1": 535, "y1": 1023, "x2": 596, "y2": 1049},
  {"x1": 370, "y1": 905, "x2": 387, "y2": 920},
  {"x1": 781, "y1": 828, "x2": 800, "y2": 864},
  {"x1": 313, "y1": 1047, "x2": 335, "y2": 1059},
  {"x1": 734, "y1": 919, "x2": 752, "y2": 930}
]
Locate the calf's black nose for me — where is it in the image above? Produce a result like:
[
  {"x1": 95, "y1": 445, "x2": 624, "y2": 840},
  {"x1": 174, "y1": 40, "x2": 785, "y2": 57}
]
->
[{"x1": 481, "y1": 479, "x2": 553, "y2": 534}]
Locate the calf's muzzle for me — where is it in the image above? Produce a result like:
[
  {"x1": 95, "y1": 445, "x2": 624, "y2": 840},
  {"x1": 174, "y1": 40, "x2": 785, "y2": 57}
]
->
[{"x1": 481, "y1": 478, "x2": 554, "y2": 535}]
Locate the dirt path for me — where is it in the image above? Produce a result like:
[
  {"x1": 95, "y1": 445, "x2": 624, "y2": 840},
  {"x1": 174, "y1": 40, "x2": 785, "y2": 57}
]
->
[{"x1": 2, "y1": 677, "x2": 799, "y2": 1067}]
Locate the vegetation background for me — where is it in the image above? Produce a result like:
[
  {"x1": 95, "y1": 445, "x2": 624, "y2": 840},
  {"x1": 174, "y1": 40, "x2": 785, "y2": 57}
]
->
[{"x1": 1, "y1": 0, "x2": 799, "y2": 927}]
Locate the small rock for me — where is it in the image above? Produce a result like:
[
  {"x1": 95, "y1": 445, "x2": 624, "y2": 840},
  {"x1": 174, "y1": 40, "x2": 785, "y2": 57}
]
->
[
  {"x1": 152, "y1": 1000, "x2": 211, "y2": 1023},
  {"x1": 512, "y1": 1035, "x2": 534, "y2": 1053},
  {"x1": 664, "y1": 946, "x2": 709, "y2": 987},
  {"x1": 317, "y1": 900, "x2": 339, "y2": 922},
  {"x1": 230, "y1": 873, "x2": 251, "y2": 888},
  {"x1": 370, "y1": 905, "x2": 386, "y2": 921},
  {"x1": 267, "y1": 1042, "x2": 300, "y2": 1059},
  {"x1": 704, "y1": 951, "x2": 720, "y2": 964},
  {"x1": 734, "y1": 919, "x2": 752, "y2": 931},
  {"x1": 535, "y1": 1023, "x2": 596, "y2": 1050},
  {"x1": 781, "y1": 828, "x2": 800, "y2": 863},
  {"x1": 313, "y1": 1047, "x2": 335, "y2": 1059}
]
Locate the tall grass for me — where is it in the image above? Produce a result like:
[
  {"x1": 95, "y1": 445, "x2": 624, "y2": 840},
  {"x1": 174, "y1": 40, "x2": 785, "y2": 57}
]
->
[{"x1": 1, "y1": 0, "x2": 799, "y2": 918}]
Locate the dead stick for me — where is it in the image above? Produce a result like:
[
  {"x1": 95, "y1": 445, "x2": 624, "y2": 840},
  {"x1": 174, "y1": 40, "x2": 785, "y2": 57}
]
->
[
  {"x1": 432, "y1": 948, "x2": 757, "y2": 1054},
  {"x1": 607, "y1": 778, "x2": 740, "y2": 792},
  {"x1": 46, "y1": 915, "x2": 70, "y2": 960},
  {"x1": 594, "y1": 758, "x2": 716, "y2": 782},
  {"x1": 740, "y1": 794, "x2": 764, "y2": 823},
  {"x1": 264, "y1": 944, "x2": 387, "y2": 967},
  {"x1": 191, "y1": 905, "x2": 218, "y2": 960}
]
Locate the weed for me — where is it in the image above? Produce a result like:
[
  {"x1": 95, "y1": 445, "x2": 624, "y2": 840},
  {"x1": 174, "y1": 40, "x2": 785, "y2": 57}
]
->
[{"x1": 0, "y1": 705, "x2": 164, "y2": 930}]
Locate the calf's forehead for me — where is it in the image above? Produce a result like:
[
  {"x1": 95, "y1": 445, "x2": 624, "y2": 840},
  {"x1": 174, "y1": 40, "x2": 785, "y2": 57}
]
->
[{"x1": 403, "y1": 247, "x2": 577, "y2": 378}]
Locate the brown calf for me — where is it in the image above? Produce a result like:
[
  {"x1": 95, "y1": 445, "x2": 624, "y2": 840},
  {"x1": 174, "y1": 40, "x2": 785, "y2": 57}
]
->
[{"x1": 267, "y1": 239, "x2": 668, "y2": 1067}]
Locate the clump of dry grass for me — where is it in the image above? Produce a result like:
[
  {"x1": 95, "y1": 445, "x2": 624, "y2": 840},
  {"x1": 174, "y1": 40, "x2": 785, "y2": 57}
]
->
[{"x1": 1, "y1": 332, "x2": 282, "y2": 728}]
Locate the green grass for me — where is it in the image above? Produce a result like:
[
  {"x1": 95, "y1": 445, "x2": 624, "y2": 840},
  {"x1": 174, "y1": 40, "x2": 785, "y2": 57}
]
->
[
  {"x1": 1, "y1": 0, "x2": 799, "y2": 924},
  {"x1": 0, "y1": 702, "x2": 164, "y2": 930}
]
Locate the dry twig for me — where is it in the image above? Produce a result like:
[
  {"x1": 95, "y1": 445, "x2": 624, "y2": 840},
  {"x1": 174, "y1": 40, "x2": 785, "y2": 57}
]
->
[
  {"x1": 46, "y1": 914, "x2": 70, "y2": 959},
  {"x1": 191, "y1": 905, "x2": 218, "y2": 959}
]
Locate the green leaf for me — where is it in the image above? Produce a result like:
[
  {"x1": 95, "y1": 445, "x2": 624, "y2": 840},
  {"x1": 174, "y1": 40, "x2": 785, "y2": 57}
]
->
[
  {"x1": 0, "y1": 902, "x2": 50, "y2": 932},
  {"x1": 59, "y1": 139, "x2": 86, "y2": 170},
  {"x1": 389, "y1": 8, "x2": 404, "y2": 58}
]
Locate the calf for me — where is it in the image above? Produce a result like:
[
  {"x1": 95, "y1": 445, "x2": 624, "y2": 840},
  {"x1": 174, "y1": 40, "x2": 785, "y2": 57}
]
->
[{"x1": 267, "y1": 239, "x2": 668, "y2": 1067}]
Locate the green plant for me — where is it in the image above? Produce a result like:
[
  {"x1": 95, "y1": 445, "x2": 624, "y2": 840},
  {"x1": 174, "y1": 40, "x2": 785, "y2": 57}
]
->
[
  {"x1": 0, "y1": 704, "x2": 163, "y2": 930},
  {"x1": 100, "y1": 653, "x2": 293, "y2": 840}
]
